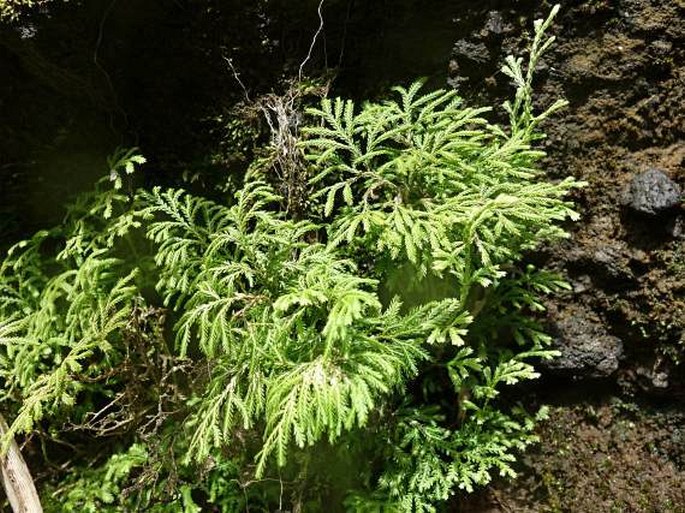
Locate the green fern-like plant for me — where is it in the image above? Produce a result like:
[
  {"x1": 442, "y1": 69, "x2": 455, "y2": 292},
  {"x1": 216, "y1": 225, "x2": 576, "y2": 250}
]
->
[{"x1": 0, "y1": 6, "x2": 581, "y2": 512}]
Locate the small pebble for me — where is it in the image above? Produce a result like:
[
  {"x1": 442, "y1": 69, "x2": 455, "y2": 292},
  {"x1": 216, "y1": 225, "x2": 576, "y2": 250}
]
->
[{"x1": 623, "y1": 168, "x2": 681, "y2": 215}]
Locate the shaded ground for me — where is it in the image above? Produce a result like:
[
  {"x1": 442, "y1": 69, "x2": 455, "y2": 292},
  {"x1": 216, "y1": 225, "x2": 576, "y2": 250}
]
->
[{"x1": 462, "y1": 401, "x2": 685, "y2": 512}]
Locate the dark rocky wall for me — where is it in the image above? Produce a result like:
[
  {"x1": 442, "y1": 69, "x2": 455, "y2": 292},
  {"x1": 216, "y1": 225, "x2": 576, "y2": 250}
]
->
[
  {"x1": 0, "y1": 0, "x2": 461, "y2": 243},
  {"x1": 447, "y1": 1, "x2": 685, "y2": 510},
  {"x1": 446, "y1": 0, "x2": 684, "y2": 392}
]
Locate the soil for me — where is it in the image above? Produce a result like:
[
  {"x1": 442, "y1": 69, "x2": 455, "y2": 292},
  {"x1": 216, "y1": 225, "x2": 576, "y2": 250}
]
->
[{"x1": 461, "y1": 401, "x2": 685, "y2": 512}]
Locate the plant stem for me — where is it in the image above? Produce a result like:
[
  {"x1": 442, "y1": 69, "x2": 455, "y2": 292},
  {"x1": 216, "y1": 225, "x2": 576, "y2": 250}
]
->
[{"x1": 0, "y1": 413, "x2": 43, "y2": 513}]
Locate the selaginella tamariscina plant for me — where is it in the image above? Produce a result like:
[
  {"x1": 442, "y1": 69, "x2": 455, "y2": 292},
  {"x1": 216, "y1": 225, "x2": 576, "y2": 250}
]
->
[{"x1": 0, "y1": 5, "x2": 580, "y2": 512}]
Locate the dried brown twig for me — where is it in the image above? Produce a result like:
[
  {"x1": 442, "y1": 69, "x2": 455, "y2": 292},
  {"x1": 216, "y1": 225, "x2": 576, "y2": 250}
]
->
[{"x1": 0, "y1": 413, "x2": 43, "y2": 513}]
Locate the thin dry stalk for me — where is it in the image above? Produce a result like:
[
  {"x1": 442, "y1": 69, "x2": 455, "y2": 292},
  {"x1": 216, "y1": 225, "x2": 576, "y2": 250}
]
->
[{"x1": 0, "y1": 413, "x2": 43, "y2": 513}]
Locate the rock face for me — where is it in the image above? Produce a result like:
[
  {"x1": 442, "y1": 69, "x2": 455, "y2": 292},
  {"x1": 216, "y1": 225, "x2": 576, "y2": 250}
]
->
[
  {"x1": 544, "y1": 308, "x2": 623, "y2": 379},
  {"x1": 446, "y1": 1, "x2": 685, "y2": 510},
  {"x1": 623, "y1": 169, "x2": 681, "y2": 215},
  {"x1": 451, "y1": 39, "x2": 490, "y2": 63},
  {"x1": 447, "y1": 0, "x2": 684, "y2": 393}
]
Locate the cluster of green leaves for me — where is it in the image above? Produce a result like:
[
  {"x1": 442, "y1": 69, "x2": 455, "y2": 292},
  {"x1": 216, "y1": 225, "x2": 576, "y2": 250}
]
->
[
  {"x1": 41, "y1": 438, "x2": 253, "y2": 513},
  {"x1": 141, "y1": 176, "x2": 439, "y2": 479},
  {"x1": 0, "y1": 151, "x2": 147, "y2": 451},
  {"x1": 0, "y1": 0, "x2": 69, "y2": 21},
  {"x1": 0, "y1": 6, "x2": 581, "y2": 512},
  {"x1": 45, "y1": 444, "x2": 149, "y2": 513}
]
